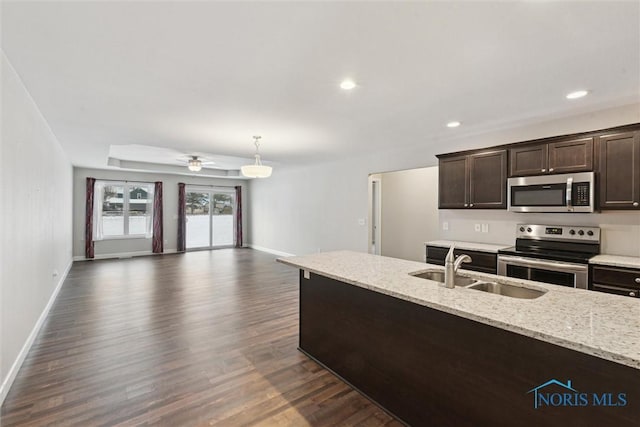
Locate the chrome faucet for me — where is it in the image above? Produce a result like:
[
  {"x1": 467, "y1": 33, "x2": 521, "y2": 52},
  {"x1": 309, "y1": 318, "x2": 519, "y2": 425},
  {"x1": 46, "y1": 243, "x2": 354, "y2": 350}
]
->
[{"x1": 444, "y1": 245, "x2": 472, "y2": 288}]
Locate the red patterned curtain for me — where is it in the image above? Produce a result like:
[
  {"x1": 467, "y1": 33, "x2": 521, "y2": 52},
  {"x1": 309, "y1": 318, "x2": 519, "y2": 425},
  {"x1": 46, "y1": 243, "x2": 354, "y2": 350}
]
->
[
  {"x1": 152, "y1": 181, "x2": 163, "y2": 253},
  {"x1": 85, "y1": 177, "x2": 96, "y2": 258},
  {"x1": 235, "y1": 185, "x2": 243, "y2": 247},
  {"x1": 177, "y1": 183, "x2": 186, "y2": 252}
]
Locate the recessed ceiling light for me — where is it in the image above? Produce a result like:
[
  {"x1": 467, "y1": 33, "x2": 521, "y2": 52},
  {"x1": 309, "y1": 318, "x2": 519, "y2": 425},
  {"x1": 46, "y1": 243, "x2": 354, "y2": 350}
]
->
[
  {"x1": 446, "y1": 121, "x2": 461, "y2": 128},
  {"x1": 340, "y1": 80, "x2": 357, "y2": 90},
  {"x1": 566, "y1": 90, "x2": 589, "y2": 99}
]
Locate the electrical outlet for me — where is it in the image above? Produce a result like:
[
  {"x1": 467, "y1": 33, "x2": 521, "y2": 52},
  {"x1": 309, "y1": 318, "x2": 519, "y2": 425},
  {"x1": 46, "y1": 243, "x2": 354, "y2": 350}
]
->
[
  {"x1": 442, "y1": 222, "x2": 449, "y2": 231},
  {"x1": 481, "y1": 224, "x2": 489, "y2": 233},
  {"x1": 474, "y1": 224, "x2": 481, "y2": 232},
  {"x1": 357, "y1": 218, "x2": 366, "y2": 226}
]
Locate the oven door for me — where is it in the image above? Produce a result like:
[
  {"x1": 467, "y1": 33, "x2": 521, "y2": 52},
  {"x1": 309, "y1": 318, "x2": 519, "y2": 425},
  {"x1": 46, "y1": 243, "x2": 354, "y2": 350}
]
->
[{"x1": 497, "y1": 255, "x2": 588, "y2": 289}]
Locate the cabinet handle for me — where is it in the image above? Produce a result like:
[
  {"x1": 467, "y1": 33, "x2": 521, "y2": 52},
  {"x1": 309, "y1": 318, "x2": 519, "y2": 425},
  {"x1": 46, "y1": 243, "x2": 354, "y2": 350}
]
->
[
  {"x1": 633, "y1": 202, "x2": 639, "y2": 207},
  {"x1": 470, "y1": 203, "x2": 474, "y2": 207},
  {"x1": 635, "y1": 278, "x2": 640, "y2": 284},
  {"x1": 464, "y1": 203, "x2": 468, "y2": 207},
  {"x1": 541, "y1": 168, "x2": 546, "y2": 172},
  {"x1": 630, "y1": 292, "x2": 637, "y2": 297},
  {"x1": 549, "y1": 168, "x2": 554, "y2": 172}
]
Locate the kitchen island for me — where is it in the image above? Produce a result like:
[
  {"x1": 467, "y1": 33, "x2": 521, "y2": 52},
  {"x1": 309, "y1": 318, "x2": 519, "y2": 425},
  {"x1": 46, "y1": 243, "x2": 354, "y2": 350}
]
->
[{"x1": 278, "y1": 251, "x2": 640, "y2": 427}]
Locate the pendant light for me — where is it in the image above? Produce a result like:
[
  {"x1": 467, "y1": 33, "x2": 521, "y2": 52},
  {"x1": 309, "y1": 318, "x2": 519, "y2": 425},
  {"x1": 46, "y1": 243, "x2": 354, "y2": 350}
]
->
[
  {"x1": 241, "y1": 136, "x2": 272, "y2": 178},
  {"x1": 187, "y1": 156, "x2": 202, "y2": 172}
]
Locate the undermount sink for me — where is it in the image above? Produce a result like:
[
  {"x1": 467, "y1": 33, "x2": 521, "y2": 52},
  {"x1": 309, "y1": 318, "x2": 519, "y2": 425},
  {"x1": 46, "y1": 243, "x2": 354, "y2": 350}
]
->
[
  {"x1": 410, "y1": 270, "x2": 477, "y2": 287},
  {"x1": 410, "y1": 270, "x2": 547, "y2": 299},
  {"x1": 467, "y1": 281, "x2": 547, "y2": 299}
]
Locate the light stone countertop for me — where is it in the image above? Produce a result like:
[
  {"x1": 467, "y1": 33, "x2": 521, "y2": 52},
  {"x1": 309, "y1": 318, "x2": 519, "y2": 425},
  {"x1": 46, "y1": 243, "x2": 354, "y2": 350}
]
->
[
  {"x1": 277, "y1": 250, "x2": 640, "y2": 370},
  {"x1": 589, "y1": 254, "x2": 640, "y2": 269},
  {"x1": 425, "y1": 240, "x2": 511, "y2": 253}
]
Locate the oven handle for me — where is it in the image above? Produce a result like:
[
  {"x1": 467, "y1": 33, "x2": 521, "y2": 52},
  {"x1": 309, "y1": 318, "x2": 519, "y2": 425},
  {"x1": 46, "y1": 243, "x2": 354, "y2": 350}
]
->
[
  {"x1": 497, "y1": 255, "x2": 588, "y2": 273},
  {"x1": 566, "y1": 177, "x2": 573, "y2": 211}
]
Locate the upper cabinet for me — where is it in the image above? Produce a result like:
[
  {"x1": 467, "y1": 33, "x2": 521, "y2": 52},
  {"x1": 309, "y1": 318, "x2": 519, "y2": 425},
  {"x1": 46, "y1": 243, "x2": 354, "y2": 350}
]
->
[
  {"x1": 437, "y1": 123, "x2": 639, "y2": 211},
  {"x1": 438, "y1": 150, "x2": 507, "y2": 209},
  {"x1": 509, "y1": 137, "x2": 593, "y2": 177},
  {"x1": 598, "y1": 131, "x2": 640, "y2": 210},
  {"x1": 438, "y1": 155, "x2": 468, "y2": 209}
]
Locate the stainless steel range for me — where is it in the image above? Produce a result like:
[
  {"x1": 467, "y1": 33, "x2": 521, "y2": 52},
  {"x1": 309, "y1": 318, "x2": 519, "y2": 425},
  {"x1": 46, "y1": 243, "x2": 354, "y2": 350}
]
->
[{"x1": 497, "y1": 224, "x2": 600, "y2": 289}]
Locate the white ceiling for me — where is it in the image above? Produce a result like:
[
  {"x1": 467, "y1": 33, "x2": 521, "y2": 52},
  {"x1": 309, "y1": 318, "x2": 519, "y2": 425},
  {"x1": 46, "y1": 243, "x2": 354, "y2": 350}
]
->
[{"x1": 2, "y1": 1, "x2": 639, "y2": 173}]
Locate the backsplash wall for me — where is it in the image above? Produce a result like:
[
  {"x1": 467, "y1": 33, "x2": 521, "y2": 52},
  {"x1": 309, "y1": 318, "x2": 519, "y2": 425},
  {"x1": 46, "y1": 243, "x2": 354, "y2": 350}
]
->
[{"x1": 438, "y1": 210, "x2": 640, "y2": 257}]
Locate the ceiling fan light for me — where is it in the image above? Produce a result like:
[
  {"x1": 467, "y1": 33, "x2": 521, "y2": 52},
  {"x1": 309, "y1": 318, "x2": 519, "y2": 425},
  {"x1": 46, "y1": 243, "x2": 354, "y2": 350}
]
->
[{"x1": 188, "y1": 158, "x2": 202, "y2": 171}]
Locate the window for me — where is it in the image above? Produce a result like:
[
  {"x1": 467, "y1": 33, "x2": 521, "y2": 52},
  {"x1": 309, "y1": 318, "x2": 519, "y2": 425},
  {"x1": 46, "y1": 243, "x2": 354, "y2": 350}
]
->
[{"x1": 94, "y1": 181, "x2": 154, "y2": 239}]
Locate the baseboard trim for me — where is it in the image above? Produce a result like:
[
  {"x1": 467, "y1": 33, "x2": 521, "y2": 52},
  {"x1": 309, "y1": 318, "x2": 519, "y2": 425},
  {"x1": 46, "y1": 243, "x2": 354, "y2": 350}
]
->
[
  {"x1": 247, "y1": 244, "x2": 296, "y2": 257},
  {"x1": 73, "y1": 249, "x2": 178, "y2": 262},
  {"x1": 0, "y1": 258, "x2": 73, "y2": 405}
]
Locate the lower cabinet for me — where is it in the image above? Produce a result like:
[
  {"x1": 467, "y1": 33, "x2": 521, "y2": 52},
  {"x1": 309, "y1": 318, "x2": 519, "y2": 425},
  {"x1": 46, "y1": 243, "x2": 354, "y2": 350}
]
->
[
  {"x1": 425, "y1": 245, "x2": 497, "y2": 274},
  {"x1": 590, "y1": 265, "x2": 640, "y2": 298}
]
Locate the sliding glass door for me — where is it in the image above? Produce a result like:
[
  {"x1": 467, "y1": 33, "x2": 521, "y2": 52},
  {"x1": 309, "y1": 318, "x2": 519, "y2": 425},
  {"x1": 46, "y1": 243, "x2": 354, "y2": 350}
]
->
[{"x1": 185, "y1": 189, "x2": 235, "y2": 249}]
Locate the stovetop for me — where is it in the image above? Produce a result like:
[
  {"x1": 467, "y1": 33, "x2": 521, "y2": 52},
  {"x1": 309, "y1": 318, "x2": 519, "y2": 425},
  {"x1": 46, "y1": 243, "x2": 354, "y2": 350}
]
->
[
  {"x1": 498, "y1": 246, "x2": 595, "y2": 264},
  {"x1": 498, "y1": 223, "x2": 601, "y2": 264}
]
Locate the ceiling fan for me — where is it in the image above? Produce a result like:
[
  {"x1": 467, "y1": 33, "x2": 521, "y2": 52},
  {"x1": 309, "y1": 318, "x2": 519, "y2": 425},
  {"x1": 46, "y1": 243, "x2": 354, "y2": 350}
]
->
[{"x1": 177, "y1": 155, "x2": 216, "y2": 172}]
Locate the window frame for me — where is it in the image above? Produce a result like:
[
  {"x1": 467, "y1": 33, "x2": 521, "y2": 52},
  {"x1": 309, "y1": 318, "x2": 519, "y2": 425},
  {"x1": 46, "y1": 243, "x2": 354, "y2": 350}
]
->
[{"x1": 95, "y1": 181, "x2": 154, "y2": 240}]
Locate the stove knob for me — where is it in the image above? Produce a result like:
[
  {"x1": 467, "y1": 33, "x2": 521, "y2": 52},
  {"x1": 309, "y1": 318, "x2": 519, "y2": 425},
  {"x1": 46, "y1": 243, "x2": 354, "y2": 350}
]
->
[
  {"x1": 569, "y1": 229, "x2": 576, "y2": 235},
  {"x1": 578, "y1": 230, "x2": 584, "y2": 236},
  {"x1": 526, "y1": 227, "x2": 532, "y2": 233},
  {"x1": 519, "y1": 227, "x2": 525, "y2": 232},
  {"x1": 587, "y1": 230, "x2": 594, "y2": 236}
]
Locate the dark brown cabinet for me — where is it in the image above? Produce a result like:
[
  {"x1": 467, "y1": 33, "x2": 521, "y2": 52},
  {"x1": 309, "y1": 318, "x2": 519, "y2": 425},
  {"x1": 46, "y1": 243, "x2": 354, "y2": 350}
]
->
[
  {"x1": 425, "y1": 245, "x2": 497, "y2": 274},
  {"x1": 590, "y1": 264, "x2": 640, "y2": 298},
  {"x1": 438, "y1": 155, "x2": 467, "y2": 209},
  {"x1": 509, "y1": 137, "x2": 593, "y2": 177},
  {"x1": 438, "y1": 150, "x2": 506, "y2": 209},
  {"x1": 598, "y1": 131, "x2": 640, "y2": 210}
]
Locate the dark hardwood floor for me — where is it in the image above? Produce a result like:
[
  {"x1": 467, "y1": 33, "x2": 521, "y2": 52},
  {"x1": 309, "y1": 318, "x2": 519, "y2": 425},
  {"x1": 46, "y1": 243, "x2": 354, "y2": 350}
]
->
[{"x1": 1, "y1": 249, "x2": 400, "y2": 426}]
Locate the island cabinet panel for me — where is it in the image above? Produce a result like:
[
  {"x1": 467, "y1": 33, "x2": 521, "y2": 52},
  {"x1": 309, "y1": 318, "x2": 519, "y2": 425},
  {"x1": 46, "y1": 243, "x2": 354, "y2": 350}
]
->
[
  {"x1": 598, "y1": 131, "x2": 640, "y2": 210},
  {"x1": 438, "y1": 150, "x2": 506, "y2": 209},
  {"x1": 299, "y1": 271, "x2": 640, "y2": 427},
  {"x1": 425, "y1": 245, "x2": 497, "y2": 274}
]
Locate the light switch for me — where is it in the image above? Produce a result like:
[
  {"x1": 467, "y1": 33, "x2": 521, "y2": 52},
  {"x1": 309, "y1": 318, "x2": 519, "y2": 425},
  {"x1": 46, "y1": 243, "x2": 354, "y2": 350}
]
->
[
  {"x1": 481, "y1": 224, "x2": 489, "y2": 233},
  {"x1": 442, "y1": 222, "x2": 449, "y2": 231}
]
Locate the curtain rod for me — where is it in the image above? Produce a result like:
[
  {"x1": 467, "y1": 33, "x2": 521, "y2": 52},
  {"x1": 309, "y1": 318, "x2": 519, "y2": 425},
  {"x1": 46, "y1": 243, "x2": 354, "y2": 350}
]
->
[
  {"x1": 182, "y1": 183, "x2": 240, "y2": 188},
  {"x1": 93, "y1": 178, "x2": 157, "y2": 184}
]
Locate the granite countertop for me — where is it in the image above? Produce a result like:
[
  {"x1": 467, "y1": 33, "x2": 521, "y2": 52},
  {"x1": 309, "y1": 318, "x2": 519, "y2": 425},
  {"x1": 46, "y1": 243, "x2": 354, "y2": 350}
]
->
[
  {"x1": 277, "y1": 250, "x2": 640, "y2": 370},
  {"x1": 589, "y1": 254, "x2": 640, "y2": 269},
  {"x1": 425, "y1": 240, "x2": 511, "y2": 253}
]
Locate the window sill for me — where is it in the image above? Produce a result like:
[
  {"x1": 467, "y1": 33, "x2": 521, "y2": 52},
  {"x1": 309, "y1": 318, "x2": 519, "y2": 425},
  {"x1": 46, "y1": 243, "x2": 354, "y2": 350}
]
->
[{"x1": 97, "y1": 235, "x2": 151, "y2": 241}]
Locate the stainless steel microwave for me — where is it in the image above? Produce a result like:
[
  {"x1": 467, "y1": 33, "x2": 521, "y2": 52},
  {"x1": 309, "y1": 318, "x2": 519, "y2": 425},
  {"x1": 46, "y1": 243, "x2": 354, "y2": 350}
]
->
[{"x1": 507, "y1": 172, "x2": 595, "y2": 213}]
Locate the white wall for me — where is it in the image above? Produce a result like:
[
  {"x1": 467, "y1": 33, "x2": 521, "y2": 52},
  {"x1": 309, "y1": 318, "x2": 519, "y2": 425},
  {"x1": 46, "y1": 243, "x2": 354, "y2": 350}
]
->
[
  {"x1": 1, "y1": 53, "x2": 73, "y2": 401},
  {"x1": 379, "y1": 167, "x2": 439, "y2": 262},
  {"x1": 72, "y1": 168, "x2": 248, "y2": 259},
  {"x1": 438, "y1": 210, "x2": 640, "y2": 257},
  {"x1": 248, "y1": 103, "x2": 640, "y2": 256}
]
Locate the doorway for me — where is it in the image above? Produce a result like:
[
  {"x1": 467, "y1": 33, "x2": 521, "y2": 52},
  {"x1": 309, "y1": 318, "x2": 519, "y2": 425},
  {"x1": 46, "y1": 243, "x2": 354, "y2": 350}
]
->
[
  {"x1": 185, "y1": 188, "x2": 236, "y2": 249},
  {"x1": 368, "y1": 175, "x2": 382, "y2": 255}
]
